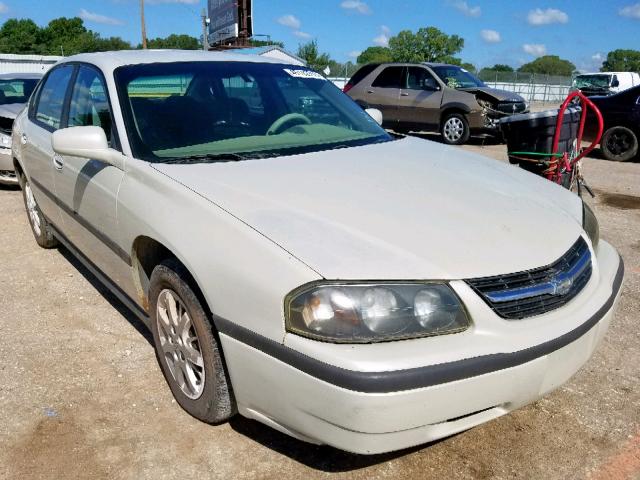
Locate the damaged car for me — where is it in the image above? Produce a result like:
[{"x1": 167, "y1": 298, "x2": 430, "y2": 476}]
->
[
  {"x1": 0, "y1": 73, "x2": 41, "y2": 186},
  {"x1": 345, "y1": 62, "x2": 528, "y2": 144}
]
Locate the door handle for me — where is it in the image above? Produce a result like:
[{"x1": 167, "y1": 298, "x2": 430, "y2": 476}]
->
[
  {"x1": 367, "y1": 90, "x2": 374, "y2": 94},
  {"x1": 52, "y1": 154, "x2": 64, "y2": 170},
  {"x1": 401, "y1": 92, "x2": 409, "y2": 97}
]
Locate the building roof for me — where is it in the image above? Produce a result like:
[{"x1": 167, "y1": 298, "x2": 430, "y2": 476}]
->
[
  {"x1": 234, "y1": 46, "x2": 306, "y2": 65},
  {"x1": 0, "y1": 72, "x2": 43, "y2": 80}
]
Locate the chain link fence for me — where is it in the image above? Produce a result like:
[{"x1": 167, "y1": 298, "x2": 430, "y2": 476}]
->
[{"x1": 477, "y1": 71, "x2": 573, "y2": 103}]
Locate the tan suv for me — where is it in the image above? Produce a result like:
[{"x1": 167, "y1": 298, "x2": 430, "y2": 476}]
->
[{"x1": 345, "y1": 62, "x2": 528, "y2": 145}]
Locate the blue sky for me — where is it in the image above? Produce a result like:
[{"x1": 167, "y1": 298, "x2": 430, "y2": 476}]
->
[{"x1": 2, "y1": 0, "x2": 640, "y2": 70}]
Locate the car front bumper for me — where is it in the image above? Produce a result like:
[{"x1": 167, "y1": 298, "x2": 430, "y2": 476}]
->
[
  {"x1": 0, "y1": 146, "x2": 17, "y2": 185},
  {"x1": 218, "y1": 240, "x2": 623, "y2": 454}
]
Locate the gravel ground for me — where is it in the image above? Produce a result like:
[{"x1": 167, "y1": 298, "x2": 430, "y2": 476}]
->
[{"x1": 0, "y1": 139, "x2": 638, "y2": 480}]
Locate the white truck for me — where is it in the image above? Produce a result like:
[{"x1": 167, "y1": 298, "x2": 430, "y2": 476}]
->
[{"x1": 572, "y1": 71, "x2": 640, "y2": 97}]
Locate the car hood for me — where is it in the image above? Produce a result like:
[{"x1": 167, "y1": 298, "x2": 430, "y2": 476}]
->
[
  {"x1": 459, "y1": 87, "x2": 525, "y2": 103},
  {"x1": 0, "y1": 103, "x2": 25, "y2": 120},
  {"x1": 152, "y1": 137, "x2": 584, "y2": 280}
]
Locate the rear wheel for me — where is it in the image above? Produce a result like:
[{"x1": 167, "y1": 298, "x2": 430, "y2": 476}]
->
[
  {"x1": 601, "y1": 126, "x2": 638, "y2": 162},
  {"x1": 20, "y1": 175, "x2": 58, "y2": 249},
  {"x1": 441, "y1": 113, "x2": 470, "y2": 145},
  {"x1": 149, "y1": 259, "x2": 235, "y2": 424}
]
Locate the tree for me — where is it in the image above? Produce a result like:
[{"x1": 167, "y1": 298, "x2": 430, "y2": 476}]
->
[
  {"x1": 145, "y1": 34, "x2": 200, "y2": 50},
  {"x1": 249, "y1": 39, "x2": 285, "y2": 48},
  {"x1": 518, "y1": 55, "x2": 575, "y2": 76},
  {"x1": 0, "y1": 19, "x2": 43, "y2": 54},
  {"x1": 488, "y1": 64, "x2": 514, "y2": 72},
  {"x1": 357, "y1": 46, "x2": 392, "y2": 64},
  {"x1": 388, "y1": 27, "x2": 464, "y2": 63},
  {"x1": 601, "y1": 49, "x2": 640, "y2": 73},
  {"x1": 460, "y1": 62, "x2": 477, "y2": 73},
  {"x1": 296, "y1": 40, "x2": 331, "y2": 73}
]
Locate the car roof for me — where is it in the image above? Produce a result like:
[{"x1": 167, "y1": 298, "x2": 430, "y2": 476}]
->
[
  {"x1": 0, "y1": 72, "x2": 43, "y2": 80},
  {"x1": 59, "y1": 49, "x2": 298, "y2": 73},
  {"x1": 368, "y1": 62, "x2": 459, "y2": 68}
]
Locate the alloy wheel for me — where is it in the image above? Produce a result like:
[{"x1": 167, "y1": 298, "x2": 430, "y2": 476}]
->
[
  {"x1": 607, "y1": 131, "x2": 631, "y2": 156},
  {"x1": 444, "y1": 117, "x2": 464, "y2": 143},
  {"x1": 156, "y1": 289, "x2": 205, "y2": 399}
]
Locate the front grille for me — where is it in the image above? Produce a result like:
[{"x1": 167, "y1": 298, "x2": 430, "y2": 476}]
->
[
  {"x1": 466, "y1": 238, "x2": 592, "y2": 319},
  {"x1": 495, "y1": 101, "x2": 527, "y2": 115}
]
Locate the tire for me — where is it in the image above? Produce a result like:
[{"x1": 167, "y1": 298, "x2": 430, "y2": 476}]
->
[
  {"x1": 440, "y1": 113, "x2": 470, "y2": 145},
  {"x1": 20, "y1": 174, "x2": 58, "y2": 249},
  {"x1": 149, "y1": 259, "x2": 235, "y2": 424},
  {"x1": 601, "y1": 126, "x2": 638, "y2": 162}
]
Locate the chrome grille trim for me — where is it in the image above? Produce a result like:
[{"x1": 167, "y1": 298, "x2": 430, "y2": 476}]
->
[{"x1": 466, "y1": 238, "x2": 592, "y2": 319}]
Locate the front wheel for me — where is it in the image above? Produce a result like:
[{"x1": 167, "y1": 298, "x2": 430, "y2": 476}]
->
[
  {"x1": 600, "y1": 126, "x2": 638, "y2": 162},
  {"x1": 149, "y1": 259, "x2": 236, "y2": 424},
  {"x1": 20, "y1": 175, "x2": 58, "y2": 249},
  {"x1": 440, "y1": 113, "x2": 470, "y2": 145}
]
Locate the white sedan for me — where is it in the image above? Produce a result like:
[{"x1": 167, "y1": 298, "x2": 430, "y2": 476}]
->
[{"x1": 12, "y1": 50, "x2": 623, "y2": 454}]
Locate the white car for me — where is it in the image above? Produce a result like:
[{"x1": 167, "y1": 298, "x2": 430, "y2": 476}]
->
[
  {"x1": 12, "y1": 50, "x2": 623, "y2": 454},
  {"x1": 572, "y1": 71, "x2": 640, "y2": 97}
]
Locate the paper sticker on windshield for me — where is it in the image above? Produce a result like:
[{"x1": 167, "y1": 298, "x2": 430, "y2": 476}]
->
[{"x1": 284, "y1": 68, "x2": 326, "y2": 80}]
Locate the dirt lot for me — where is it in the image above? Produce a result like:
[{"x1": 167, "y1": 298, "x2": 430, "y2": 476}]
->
[{"x1": 1, "y1": 139, "x2": 639, "y2": 480}]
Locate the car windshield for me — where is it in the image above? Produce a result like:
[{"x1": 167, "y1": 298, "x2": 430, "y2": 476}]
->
[
  {"x1": 431, "y1": 66, "x2": 485, "y2": 89},
  {"x1": 115, "y1": 61, "x2": 392, "y2": 163},
  {"x1": 573, "y1": 75, "x2": 612, "y2": 89},
  {"x1": 0, "y1": 78, "x2": 39, "y2": 105}
]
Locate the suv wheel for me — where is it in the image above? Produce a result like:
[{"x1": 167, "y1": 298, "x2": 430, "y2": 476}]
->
[
  {"x1": 20, "y1": 175, "x2": 58, "y2": 249},
  {"x1": 601, "y1": 126, "x2": 638, "y2": 162},
  {"x1": 149, "y1": 259, "x2": 236, "y2": 424},
  {"x1": 441, "y1": 113, "x2": 470, "y2": 145}
]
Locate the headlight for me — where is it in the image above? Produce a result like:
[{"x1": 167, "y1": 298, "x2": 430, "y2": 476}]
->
[
  {"x1": 582, "y1": 201, "x2": 599, "y2": 249},
  {"x1": 285, "y1": 283, "x2": 470, "y2": 343},
  {"x1": 0, "y1": 133, "x2": 11, "y2": 148}
]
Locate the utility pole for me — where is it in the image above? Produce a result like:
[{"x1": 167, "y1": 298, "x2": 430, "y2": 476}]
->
[
  {"x1": 140, "y1": 0, "x2": 148, "y2": 49},
  {"x1": 201, "y1": 8, "x2": 209, "y2": 51}
]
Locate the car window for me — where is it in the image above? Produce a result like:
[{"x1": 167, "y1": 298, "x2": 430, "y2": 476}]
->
[
  {"x1": 34, "y1": 66, "x2": 74, "y2": 130},
  {"x1": 372, "y1": 67, "x2": 404, "y2": 88},
  {"x1": 0, "y1": 79, "x2": 39, "y2": 105},
  {"x1": 68, "y1": 66, "x2": 114, "y2": 144},
  {"x1": 115, "y1": 61, "x2": 392, "y2": 162},
  {"x1": 405, "y1": 67, "x2": 438, "y2": 90},
  {"x1": 431, "y1": 66, "x2": 485, "y2": 89}
]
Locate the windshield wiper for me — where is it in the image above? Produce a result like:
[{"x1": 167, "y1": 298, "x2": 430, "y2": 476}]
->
[{"x1": 162, "y1": 152, "x2": 250, "y2": 164}]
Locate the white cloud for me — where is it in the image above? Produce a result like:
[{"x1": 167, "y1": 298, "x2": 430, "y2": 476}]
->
[
  {"x1": 348, "y1": 50, "x2": 362, "y2": 59},
  {"x1": 277, "y1": 14, "x2": 302, "y2": 29},
  {"x1": 480, "y1": 29, "x2": 501, "y2": 43},
  {"x1": 527, "y1": 8, "x2": 569, "y2": 25},
  {"x1": 0, "y1": 2, "x2": 8, "y2": 14},
  {"x1": 523, "y1": 43, "x2": 547, "y2": 56},
  {"x1": 449, "y1": 0, "x2": 481, "y2": 17},
  {"x1": 619, "y1": 3, "x2": 640, "y2": 18},
  {"x1": 293, "y1": 30, "x2": 312, "y2": 40},
  {"x1": 340, "y1": 0, "x2": 372, "y2": 15},
  {"x1": 79, "y1": 9, "x2": 124, "y2": 26},
  {"x1": 373, "y1": 25, "x2": 391, "y2": 47}
]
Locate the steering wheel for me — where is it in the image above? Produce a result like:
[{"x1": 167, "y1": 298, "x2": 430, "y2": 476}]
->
[{"x1": 266, "y1": 113, "x2": 312, "y2": 136}]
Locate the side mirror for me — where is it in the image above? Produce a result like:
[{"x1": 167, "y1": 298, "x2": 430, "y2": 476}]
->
[
  {"x1": 52, "y1": 126, "x2": 124, "y2": 169},
  {"x1": 365, "y1": 108, "x2": 383, "y2": 126},
  {"x1": 611, "y1": 79, "x2": 620, "y2": 88}
]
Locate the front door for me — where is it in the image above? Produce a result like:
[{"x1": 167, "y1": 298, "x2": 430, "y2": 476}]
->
[
  {"x1": 52, "y1": 64, "x2": 129, "y2": 288},
  {"x1": 397, "y1": 67, "x2": 444, "y2": 129},
  {"x1": 22, "y1": 64, "x2": 75, "y2": 223}
]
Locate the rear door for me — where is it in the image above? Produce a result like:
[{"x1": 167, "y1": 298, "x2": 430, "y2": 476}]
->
[
  {"x1": 397, "y1": 66, "x2": 444, "y2": 128},
  {"x1": 22, "y1": 64, "x2": 75, "y2": 223},
  {"x1": 364, "y1": 66, "x2": 404, "y2": 127},
  {"x1": 52, "y1": 64, "x2": 129, "y2": 286}
]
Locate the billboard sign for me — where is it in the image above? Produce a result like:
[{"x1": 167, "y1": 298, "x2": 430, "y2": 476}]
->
[
  {"x1": 208, "y1": 0, "x2": 239, "y2": 44},
  {"x1": 208, "y1": 0, "x2": 252, "y2": 45}
]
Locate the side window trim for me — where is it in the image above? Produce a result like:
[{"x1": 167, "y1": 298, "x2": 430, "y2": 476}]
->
[{"x1": 29, "y1": 64, "x2": 77, "y2": 133}]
